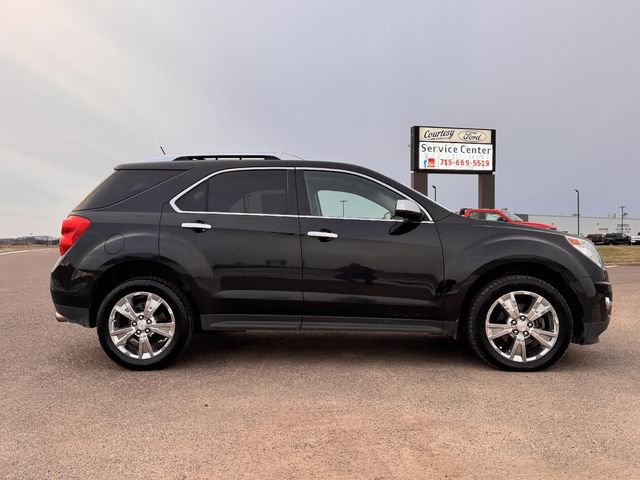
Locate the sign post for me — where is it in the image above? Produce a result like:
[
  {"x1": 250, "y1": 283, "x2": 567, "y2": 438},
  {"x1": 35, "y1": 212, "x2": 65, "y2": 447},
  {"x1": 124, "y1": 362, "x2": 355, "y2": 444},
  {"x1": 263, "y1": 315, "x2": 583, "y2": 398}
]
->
[{"x1": 410, "y1": 126, "x2": 496, "y2": 208}]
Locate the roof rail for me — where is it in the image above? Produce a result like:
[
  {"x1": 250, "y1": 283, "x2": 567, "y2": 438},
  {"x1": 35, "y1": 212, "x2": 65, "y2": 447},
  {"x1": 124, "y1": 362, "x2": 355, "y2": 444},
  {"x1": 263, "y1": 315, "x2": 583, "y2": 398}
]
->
[{"x1": 170, "y1": 152, "x2": 304, "y2": 162}]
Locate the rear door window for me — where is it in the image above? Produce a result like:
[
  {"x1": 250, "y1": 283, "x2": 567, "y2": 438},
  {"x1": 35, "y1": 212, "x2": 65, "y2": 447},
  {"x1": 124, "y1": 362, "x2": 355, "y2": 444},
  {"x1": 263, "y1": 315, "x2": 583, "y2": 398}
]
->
[
  {"x1": 175, "y1": 182, "x2": 207, "y2": 211},
  {"x1": 175, "y1": 169, "x2": 291, "y2": 215},
  {"x1": 209, "y1": 170, "x2": 289, "y2": 214}
]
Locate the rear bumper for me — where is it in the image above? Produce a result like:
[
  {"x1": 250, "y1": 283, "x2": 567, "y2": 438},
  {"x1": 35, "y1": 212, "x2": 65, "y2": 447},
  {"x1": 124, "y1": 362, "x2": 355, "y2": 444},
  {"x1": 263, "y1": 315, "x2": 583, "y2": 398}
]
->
[{"x1": 53, "y1": 303, "x2": 92, "y2": 328}]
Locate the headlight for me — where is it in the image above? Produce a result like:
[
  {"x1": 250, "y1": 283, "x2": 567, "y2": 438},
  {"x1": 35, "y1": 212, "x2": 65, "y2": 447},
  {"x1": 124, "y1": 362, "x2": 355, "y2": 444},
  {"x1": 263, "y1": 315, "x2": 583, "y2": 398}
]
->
[{"x1": 566, "y1": 236, "x2": 604, "y2": 267}]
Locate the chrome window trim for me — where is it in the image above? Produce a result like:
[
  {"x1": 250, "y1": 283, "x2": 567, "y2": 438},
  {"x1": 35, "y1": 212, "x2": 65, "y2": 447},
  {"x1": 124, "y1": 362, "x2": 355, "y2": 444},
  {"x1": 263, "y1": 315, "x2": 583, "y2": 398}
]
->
[{"x1": 169, "y1": 165, "x2": 434, "y2": 223}]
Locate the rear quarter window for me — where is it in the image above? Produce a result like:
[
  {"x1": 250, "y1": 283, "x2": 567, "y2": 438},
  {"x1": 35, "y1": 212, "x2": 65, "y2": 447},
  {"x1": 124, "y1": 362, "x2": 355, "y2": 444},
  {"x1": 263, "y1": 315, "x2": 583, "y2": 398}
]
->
[{"x1": 75, "y1": 170, "x2": 178, "y2": 210}]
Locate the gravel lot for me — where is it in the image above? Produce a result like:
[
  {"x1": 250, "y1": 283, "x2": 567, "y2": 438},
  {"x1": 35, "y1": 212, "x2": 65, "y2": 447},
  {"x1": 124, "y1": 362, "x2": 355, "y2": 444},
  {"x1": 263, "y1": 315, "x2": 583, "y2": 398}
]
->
[{"x1": 1, "y1": 249, "x2": 639, "y2": 479}]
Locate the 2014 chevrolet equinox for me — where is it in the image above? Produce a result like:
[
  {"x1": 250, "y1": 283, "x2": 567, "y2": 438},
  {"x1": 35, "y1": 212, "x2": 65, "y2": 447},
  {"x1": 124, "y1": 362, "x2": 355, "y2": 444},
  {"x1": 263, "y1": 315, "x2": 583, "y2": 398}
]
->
[{"x1": 50, "y1": 154, "x2": 612, "y2": 370}]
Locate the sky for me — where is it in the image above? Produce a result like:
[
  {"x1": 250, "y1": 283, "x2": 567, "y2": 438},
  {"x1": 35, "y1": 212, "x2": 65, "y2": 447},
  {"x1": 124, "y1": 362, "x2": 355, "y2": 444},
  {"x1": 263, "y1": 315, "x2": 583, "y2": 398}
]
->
[{"x1": 0, "y1": 0, "x2": 638, "y2": 237}]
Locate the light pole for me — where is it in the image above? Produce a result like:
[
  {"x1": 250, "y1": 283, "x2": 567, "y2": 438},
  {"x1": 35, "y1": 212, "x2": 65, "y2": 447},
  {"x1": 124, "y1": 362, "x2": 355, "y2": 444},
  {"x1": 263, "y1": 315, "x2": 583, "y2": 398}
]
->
[
  {"x1": 432, "y1": 185, "x2": 437, "y2": 202},
  {"x1": 574, "y1": 189, "x2": 580, "y2": 236},
  {"x1": 340, "y1": 200, "x2": 347, "y2": 217},
  {"x1": 620, "y1": 205, "x2": 626, "y2": 233}
]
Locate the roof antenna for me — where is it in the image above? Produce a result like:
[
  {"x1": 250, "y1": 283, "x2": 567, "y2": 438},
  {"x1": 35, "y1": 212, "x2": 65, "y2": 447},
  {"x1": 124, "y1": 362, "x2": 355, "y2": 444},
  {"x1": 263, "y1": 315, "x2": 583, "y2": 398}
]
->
[{"x1": 160, "y1": 146, "x2": 166, "y2": 155}]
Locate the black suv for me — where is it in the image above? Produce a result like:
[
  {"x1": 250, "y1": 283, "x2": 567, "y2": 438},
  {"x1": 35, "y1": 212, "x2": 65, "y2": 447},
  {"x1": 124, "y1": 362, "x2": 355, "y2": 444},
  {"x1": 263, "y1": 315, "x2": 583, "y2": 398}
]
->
[
  {"x1": 51, "y1": 154, "x2": 612, "y2": 371},
  {"x1": 603, "y1": 233, "x2": 631, "y2": 245}
]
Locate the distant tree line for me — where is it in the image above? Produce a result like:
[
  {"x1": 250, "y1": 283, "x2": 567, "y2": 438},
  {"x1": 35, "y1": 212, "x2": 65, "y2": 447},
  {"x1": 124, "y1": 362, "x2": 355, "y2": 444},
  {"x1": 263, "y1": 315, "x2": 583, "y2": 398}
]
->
[{"x1": 0, "y1": 236, "x2": 59, "y2": 246}]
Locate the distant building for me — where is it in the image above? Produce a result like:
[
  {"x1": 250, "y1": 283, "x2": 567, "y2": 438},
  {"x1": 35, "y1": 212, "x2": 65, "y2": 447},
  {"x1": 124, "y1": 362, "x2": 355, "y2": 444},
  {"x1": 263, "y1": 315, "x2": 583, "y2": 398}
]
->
[{"x1": 515, "y1": 214, "x2": 640, "y2": 236}]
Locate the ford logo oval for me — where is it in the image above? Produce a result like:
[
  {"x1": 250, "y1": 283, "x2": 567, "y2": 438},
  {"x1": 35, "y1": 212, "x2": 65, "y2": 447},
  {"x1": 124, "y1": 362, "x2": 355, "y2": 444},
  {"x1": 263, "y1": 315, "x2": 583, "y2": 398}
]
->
[{"x1": 458, "y1": 130, "x2": 487, "y2": 142}]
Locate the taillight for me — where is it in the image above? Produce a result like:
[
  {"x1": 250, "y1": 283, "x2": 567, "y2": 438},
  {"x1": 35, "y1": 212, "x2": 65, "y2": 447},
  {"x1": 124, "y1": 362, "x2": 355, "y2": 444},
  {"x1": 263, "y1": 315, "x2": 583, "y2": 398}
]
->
[{"x1": 59, "y1": 216, "x2": 91, "y2": 255}]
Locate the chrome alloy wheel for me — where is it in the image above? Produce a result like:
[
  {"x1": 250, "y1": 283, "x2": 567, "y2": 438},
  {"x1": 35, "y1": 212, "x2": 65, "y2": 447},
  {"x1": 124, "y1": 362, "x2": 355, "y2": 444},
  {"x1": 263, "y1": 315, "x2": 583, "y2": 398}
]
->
[
  {"x1": 485, "y1": 290, "x2": 560, "y2": 363},
  {"x1": 108, "y1": 291, "x2": 176, "y2": 360}
]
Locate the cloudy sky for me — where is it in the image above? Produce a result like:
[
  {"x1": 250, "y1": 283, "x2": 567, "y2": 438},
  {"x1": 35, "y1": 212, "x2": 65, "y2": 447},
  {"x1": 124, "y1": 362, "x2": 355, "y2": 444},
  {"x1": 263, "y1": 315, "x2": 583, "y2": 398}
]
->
[{"x1": 0, "y1": 0, "x2": 638, "y2": 237}]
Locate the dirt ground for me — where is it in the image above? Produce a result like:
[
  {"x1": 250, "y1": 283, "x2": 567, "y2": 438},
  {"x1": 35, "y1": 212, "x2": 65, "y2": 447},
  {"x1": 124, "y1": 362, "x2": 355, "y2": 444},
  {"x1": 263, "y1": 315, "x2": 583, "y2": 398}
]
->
[{"x1": 1, "y1": 249, "x2": 638, "y2": 479}]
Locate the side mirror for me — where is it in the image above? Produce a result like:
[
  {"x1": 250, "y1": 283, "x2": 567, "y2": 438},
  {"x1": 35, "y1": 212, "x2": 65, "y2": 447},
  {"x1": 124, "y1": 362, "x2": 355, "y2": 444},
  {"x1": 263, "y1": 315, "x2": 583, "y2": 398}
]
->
[{"x1": 394, "y1": 199, "x2": 424, "y2": 221}]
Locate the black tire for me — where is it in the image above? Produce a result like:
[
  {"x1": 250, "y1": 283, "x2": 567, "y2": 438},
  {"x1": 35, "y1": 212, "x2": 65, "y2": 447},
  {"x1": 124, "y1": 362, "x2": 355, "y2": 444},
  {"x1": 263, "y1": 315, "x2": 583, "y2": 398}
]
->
[
  {"x1": 97, "y1": 277, "x2": 193, "y2": 370},
  {"x1": 466, "y1": 275, "x2": 572, "y2": 371}
]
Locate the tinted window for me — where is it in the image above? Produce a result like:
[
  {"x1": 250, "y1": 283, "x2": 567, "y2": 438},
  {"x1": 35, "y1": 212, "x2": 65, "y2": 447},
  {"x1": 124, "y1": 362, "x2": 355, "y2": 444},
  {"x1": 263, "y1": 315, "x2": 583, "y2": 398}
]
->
[
  {"x1": 75, "y1": 169, "x2": 178, "y2": 210},
  {"x1": 303, "y1": 171, "x2": 403, "y2": 220},
  {"x1": 468, "y1": 211, "x2": 484, "y2": 220},
  {"x1": 175, "y1": 182, "x2": 207, "y2": 211},
  {"x1": 208, "y1": 170, "x2": 289, "y2": 214}
]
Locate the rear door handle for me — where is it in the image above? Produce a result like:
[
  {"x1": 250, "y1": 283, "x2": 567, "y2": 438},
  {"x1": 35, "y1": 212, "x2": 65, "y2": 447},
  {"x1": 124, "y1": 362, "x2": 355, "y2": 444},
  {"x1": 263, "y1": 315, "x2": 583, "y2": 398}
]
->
[
  {"x1": 307, "y1": 231, "x2": 338, "y2": 240},
  {"x1": 181, "y1": 222, "x2": 212, "y2": 231}
]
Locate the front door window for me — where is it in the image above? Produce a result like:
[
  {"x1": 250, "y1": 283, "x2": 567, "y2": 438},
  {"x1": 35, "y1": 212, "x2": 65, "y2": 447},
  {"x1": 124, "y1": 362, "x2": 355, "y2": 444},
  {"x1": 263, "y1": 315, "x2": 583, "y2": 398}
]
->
[{"x1": 302, "y1": 170, "x2": 403, "y2": 220}]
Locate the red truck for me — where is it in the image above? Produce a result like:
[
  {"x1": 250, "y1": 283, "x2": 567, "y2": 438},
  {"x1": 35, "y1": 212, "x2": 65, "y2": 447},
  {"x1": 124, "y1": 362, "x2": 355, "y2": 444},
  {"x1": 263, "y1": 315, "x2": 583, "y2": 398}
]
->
[{"x1": 460, "y1": 208, "x2": 557, "y2": 230}]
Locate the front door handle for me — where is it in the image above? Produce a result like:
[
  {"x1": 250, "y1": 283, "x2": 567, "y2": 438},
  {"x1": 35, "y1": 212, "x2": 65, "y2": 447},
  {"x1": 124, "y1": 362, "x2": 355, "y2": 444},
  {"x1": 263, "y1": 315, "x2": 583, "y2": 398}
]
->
[
  {"x1": 307, "y1": 231, "x2": 338, "y2": 240},
  {"x1": 181, "y1": 222, "x2": 212, "y2": 232}
]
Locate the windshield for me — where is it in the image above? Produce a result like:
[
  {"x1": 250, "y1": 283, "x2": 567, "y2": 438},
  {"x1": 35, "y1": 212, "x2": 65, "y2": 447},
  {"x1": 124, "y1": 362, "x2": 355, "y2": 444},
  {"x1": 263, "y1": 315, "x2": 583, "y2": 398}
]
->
[{"x1": 502, "y1": 210, "x2": 523, "y2": 222}]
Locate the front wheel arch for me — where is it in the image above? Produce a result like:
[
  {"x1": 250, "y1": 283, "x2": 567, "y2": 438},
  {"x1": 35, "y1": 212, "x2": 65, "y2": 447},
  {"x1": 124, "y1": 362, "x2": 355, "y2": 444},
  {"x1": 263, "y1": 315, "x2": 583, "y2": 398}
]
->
[{"x1": 456, "y1": 261, "x2": 584, "y2": 343}]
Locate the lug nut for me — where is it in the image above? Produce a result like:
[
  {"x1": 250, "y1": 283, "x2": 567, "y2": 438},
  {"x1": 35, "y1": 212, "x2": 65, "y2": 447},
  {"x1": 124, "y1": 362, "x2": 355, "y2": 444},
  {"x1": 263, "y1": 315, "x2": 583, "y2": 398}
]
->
[
  {"x1": 135, "y1": 330, "x2": 141, "y2": 335},
  {"x1": 513, "y1": 329, "x2": 519, "y2": 334},
  {"x1": 145, "y1": 328, "x2": 150, "y2": 333},
  {"x1": 527, "y1": 322, "x2": 533, "y2": 328},
  {"x1": 132, "y1": 321, "x2": 137, "y2": 327},
  {"x1": 511, "y1": 320, "x2": 517, "y2": 325},
  {"x1": 524, "y1": 331, "x2": 529, "y2": 336},
  {"x1": 138, "y1": 315, "x2": 144, "y2": 320},
  {"x1": 146, "y1": 319, "x2": 152, "y2": 324}
]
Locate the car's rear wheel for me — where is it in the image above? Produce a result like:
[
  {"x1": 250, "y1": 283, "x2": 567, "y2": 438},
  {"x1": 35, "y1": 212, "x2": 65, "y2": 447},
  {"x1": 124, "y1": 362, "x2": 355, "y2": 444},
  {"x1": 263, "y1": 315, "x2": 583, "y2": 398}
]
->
[
  {"x1": 466, "y1": 275, "x2": 572, "y2": 371},
  {"x1": 97, "y1": 278, "x2": 193, "y2": 370}
]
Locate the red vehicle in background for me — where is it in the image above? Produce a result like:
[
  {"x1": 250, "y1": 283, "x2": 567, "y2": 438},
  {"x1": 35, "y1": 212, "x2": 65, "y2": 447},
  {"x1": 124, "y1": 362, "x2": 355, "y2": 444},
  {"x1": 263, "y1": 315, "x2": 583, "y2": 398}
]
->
[{"x1": 460, "y1": 208, "x2": 558, "y2": 230}]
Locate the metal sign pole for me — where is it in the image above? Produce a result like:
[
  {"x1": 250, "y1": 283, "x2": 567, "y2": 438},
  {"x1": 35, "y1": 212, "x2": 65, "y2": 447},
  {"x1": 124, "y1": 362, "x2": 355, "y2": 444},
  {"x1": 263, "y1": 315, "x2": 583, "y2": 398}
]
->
[
  {"x1": 411, "y1": 171, "x2": 429, "y2": 196},
  {"x1": 478, "y1": 174, "x2": 495, "y2": 208}
]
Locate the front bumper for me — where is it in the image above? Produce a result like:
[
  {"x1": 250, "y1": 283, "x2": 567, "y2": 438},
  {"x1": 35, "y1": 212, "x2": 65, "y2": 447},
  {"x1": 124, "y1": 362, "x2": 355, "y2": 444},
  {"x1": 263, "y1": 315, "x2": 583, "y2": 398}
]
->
[{"x1": 573, "y1": 280, "x2": 612, "y2": 345}]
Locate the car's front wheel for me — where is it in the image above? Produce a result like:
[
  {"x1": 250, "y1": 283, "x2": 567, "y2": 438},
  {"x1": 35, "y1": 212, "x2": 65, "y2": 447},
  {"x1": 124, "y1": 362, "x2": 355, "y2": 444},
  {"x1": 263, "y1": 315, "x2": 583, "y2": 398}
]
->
[
  {"x1": 466, "y1": 275, "x2": 572, "y2": 371},
  {"x1": 97, "y1": 277, "x2": 193, "y2": 370}
]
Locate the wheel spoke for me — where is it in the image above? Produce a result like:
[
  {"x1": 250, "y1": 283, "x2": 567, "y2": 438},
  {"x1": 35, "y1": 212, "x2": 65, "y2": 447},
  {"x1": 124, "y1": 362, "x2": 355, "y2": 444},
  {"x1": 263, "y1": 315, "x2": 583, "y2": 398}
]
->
[
  {"x1": 530, "y1": 328, "x2": 557, "y2": 349},
  {"x1": 486, "y1": 323, "x2": 514, "y2": 340},
  {"x1": 510, "y1": 337, "x2": 527, "y2": 361},
  {"x1": 138, "y1": 335, "x2": 154, "y2": 358},
  {"x1": 498, "y1": 293, "x2": 521, "y2": 320},
  {"x1": 112, "y1": 327, "x2": 136, "y2": 347},
  {"x1": 143, "y1": 293, "x2": 163, "y2": 319},
  {"x1": 111, "y1": 326, "x2": 133, "y2": 336},
  {"x1": 525, "y1": 296, "x2": 552, "y2": 322},
  {"x1": 149, "y1": 322, "x2": 174, "y2": 338},
  {"x1": 114, "y1": 304, "x2": 138, "y2": 323}
]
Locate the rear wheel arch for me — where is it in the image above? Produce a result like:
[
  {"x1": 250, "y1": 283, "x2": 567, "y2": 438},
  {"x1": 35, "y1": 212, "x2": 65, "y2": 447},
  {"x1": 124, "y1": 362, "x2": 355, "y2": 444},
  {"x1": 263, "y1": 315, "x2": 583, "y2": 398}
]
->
[
  {"x1": 456, "y1": 261, "x2": 584, "y2": 341},
  {"x1": 89, "y1": 259, "x2": 200, "y2": 329}
]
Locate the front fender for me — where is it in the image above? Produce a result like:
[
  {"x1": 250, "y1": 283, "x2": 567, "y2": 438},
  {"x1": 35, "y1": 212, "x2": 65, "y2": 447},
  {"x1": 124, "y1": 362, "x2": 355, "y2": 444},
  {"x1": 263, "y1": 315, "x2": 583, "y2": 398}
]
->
[{"x1": 436, "y1": 218, "x2": 599, "y2": 324}]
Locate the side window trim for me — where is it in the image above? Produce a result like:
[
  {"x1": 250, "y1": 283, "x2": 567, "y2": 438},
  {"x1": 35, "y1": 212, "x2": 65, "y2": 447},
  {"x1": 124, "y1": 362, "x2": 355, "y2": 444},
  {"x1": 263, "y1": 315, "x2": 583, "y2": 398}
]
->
[
  {"x1": 170, "y1": 166, "x2": 434, "y2": 222},
  {"x1": 295, "y1": 167, "x2": 433, "y2": 223},
  {"x1": 169, "y1": 167, "x2": 297, "y2": 217}
]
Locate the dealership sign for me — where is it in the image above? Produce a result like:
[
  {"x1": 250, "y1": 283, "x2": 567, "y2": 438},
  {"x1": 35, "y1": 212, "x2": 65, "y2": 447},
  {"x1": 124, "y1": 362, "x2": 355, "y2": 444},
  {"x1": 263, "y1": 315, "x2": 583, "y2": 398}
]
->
[{"x1": 411, "y1": 126, "x2": 496, "y2": 173}]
